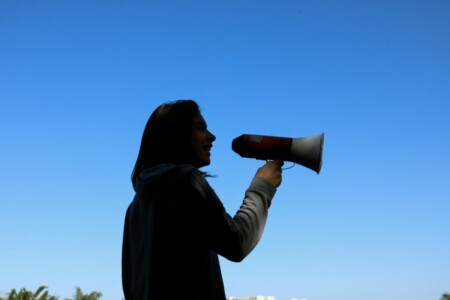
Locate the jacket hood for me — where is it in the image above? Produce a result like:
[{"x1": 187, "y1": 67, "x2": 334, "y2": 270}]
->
[{"x1": 133, "y1": 163, "x2": 197, "y2": 195}]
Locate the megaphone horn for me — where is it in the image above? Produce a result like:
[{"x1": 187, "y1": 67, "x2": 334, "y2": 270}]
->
[{"x1": 232, "y1": 133, "x2": 324, "y2": 174}]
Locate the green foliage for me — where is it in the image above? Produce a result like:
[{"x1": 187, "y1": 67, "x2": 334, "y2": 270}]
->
[
  {"x1": 3, "y1": 286, "x2": 102, "y2": 300},
  {"x1": 73, "y1": 287, "x2": 102, "y2": 300},
  {"x1": 4, "y1": 286, "x2": 58, "y2": 300},
  {"x1": 441, "y1": 292, "x2": 450, "y2": 300}
]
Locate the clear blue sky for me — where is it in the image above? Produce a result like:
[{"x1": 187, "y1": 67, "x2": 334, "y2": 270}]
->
[{"x1": 1, "y1": 1, "x2": 449, "y2": 299}]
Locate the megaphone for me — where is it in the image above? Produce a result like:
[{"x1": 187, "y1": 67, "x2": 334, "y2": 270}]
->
[{"x1": 232, "y1": 133, "x2": 324, "y2": 174}]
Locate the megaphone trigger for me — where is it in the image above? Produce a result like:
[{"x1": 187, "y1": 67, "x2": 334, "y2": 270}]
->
[
  {"x1": 263, "y1": 159, "x2": 295, "y2": 170},
  {"x1": 281, "y1": 163, "x2": 296, "y2": 170}
]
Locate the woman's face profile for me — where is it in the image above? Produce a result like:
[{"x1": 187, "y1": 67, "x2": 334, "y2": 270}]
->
[{"x1": 191, "y1": 113, "x2": 216, "y2": 168}]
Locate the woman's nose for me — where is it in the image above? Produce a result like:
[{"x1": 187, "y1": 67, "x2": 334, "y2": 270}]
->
[{"x1": 208, "y1": 130, "x2": 216, "y2": 142}]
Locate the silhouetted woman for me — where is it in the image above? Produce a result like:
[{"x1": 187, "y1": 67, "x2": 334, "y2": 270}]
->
[{"x1": 122, "y1": 100, "x2": 283, "y2": 300}]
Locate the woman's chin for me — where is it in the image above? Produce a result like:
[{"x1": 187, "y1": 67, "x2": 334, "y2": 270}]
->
[{"x1": 196, "y1": 159, "x2": 210, "y2": 168}]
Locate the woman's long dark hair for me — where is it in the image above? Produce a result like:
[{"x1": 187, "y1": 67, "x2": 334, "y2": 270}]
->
[{"x1": 131, "y1": 100, "x2": 201, "y2": 185}]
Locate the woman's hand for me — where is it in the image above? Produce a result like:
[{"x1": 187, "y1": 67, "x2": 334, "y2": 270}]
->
[{"x1": 255, "y1": 160, "x2": 284, "y2": 188}]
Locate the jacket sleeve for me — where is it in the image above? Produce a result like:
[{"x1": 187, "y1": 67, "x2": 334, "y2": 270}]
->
[{"x1": 186, "y1": 170, "x2": 277, "y2": 262}]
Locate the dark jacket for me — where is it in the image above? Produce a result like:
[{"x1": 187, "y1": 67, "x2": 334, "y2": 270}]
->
[{"x1": 122, "y1": 164, "x2": 276, "y2": 300}]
